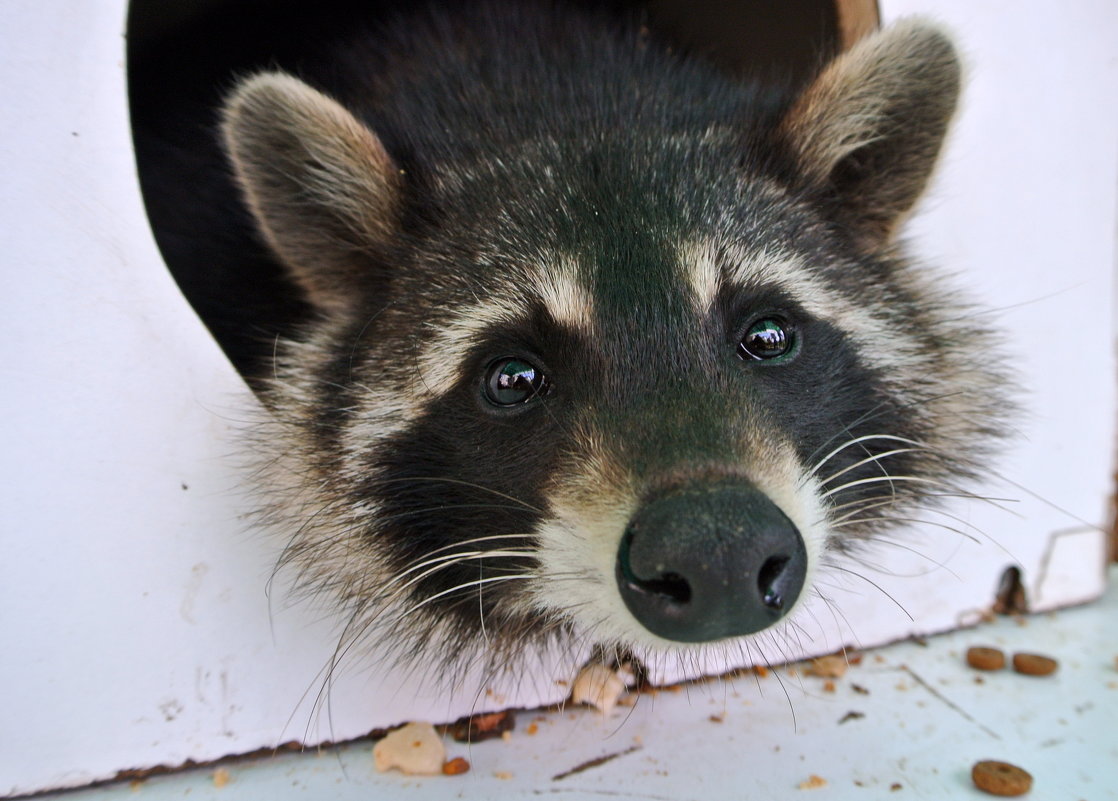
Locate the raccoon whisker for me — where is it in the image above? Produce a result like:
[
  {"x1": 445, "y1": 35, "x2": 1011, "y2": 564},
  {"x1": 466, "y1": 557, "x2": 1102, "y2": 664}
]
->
[
  {"x1": 383, "y1": 548, "x2": 537, "y2": 597},
  {"x1": 912, "y1": 489, "x2": 1024, "y2": 520},
  {"x1": 760, "y1": 627, "x2": 797, "y2": 678},
  {"x1": 903, "y1": 499, "x2": 1012, "y2": 541},
  {"x1": 388, "y1": 532, "x2": 538, "y2": 561},
  {"x1": 269, "y1": 494, "x2": 350, "y2": 568},
  {"x1": 815, "y1": 448, "x2": 925, "y2": 490},
  {"x1": 980, "y1": 467, "x2": 1105, "y2": 532},
  {"x1": 371, "y1": 476, "x2": 543, "y2": 513},
  {"x1": 802, "y1": 387, "x2": 971, "y2": 473},
  {"x1": 795, "y1": 594, "x2": 827, "y2": 646},
  {"x1": 407, "y1": 327, "x2": 440, "y2": 399},
  {"x1": 814, "y1": 430, "x2": 1024, "y2": 517},
  {"x1": 534, "y1": 392, "x2": 580, "y2": 443},
  {"x1": 396, "y1": 574, "x2": 537, "y2": 621},
  {"x1": 811, "y1": 586, "x2": 862, "y2": 650},
  {"x1": 932, "y1": 489, "x2": 1020, "y2": 504},
  {"x1": 784, "y1": 617, "x2": 812, "y2": 654},
  {"x1": 873, "y1": 502, "x2": 1021, "y2": 564},
  {"x1": 800, "y1": 402, "x2": 906, "y2": 468},
  {"x1": 741, "y1": 639, "x2": 769, "y2": 694},
  {"x1": 281, "y1": 616, "x2": 360, "y2": 744},
  {"x1": 396, "y1": 546, "x2": 536, "y2": 576},
  {"x1": 832, "y1": 515, "x2": 980, "y2": 546},
  {"x1": 268, "y1": 497, "x2": 359, "y2": 596},
  {"x1": 827, "y1": 492, "x2": 906, "y2": 514},
  {"x1": 821, "y1": 474, "x2": 946, "y2": 500},
  {"x1": 824, "y1": 565, "x2": 914, "y2": 622},
  {"x1": 827, "y1": 496, "x2": 905, "y2": 525},
  {"x1": 806, "y1": 434, "x2": 929, "y2": 483},
  {"x1": 477, "y1": 563, "x2": 490, "y2": 646},
  {"x1": 301, "y1": 600, "x2": 377, "y2": 740},
  {"x1": 761, "y1": 630, "x2": 800, "y2": 731},
  {"x1": 843, "y1": 534, "x2": 964, "y2": 579},
  {"x1": 836, "y1": 548, "x2": 947, "y2": 581}
]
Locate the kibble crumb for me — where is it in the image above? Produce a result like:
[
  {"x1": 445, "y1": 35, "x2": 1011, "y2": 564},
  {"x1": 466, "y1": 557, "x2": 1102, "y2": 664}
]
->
[
  {"x1": 806, "y1": 655, "x2": 848, "y2": 678},
  {"x1": 442, "y1": 757, "x2": 470, "y2": 776},
  {"x1": 797, "y1": 774, "x2": 827, "y2": 790}
]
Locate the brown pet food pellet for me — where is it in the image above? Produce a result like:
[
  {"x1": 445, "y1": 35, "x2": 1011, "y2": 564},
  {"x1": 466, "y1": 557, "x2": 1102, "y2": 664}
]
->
[
  {"x1": 966, "y1": 646, "x2": 1006, "y2": 671},
  {"x1": 1012, "y1": 652, "x2": 1058, "y2": 676},
  {"x1": 971, "y1": 760, "x2": 1033, "y2": 796},
  {"x1": 442, "y1": 757, "x2": 470, "y2": 775}
]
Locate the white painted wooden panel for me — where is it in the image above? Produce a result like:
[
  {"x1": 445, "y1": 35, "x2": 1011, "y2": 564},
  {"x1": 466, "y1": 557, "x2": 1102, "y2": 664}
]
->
[{"x1": 0, "y1": 0, "x2": 1112, "y2": 795}]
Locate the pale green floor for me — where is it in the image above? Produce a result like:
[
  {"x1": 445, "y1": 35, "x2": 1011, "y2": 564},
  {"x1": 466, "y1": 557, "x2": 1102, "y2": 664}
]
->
[{"x1": 33, "y1": 568, "x2": 1118, "y2": 800}]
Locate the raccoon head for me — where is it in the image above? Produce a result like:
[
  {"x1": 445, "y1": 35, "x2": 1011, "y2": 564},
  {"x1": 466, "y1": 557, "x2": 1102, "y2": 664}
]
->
[{"x1": 222, "y1": 19, "x2": 1008, "y2": 678}]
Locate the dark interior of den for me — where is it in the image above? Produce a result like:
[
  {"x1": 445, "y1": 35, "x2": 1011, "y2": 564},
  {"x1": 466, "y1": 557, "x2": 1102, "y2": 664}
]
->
[{"x1": 127, "y1": 0, "x2": 847, "y2": 385}]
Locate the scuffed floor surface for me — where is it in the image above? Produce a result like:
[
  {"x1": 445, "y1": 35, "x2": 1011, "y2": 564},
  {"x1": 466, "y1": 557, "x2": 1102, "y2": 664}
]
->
[{"x1": 33, "y1": 568, "x2": 1117, "y2": 800}]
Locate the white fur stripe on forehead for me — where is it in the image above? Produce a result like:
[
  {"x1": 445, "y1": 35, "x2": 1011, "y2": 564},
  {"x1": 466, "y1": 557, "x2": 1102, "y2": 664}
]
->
[
  {"x1": 415, "y1": 264, "x2": 592, "y2": 398},
  {"x1": 536, "y1": 262, "x2": 594, "y2": 330},
  {"x1": 687, "y1": 239, "x2": 926, "y2": 381}
]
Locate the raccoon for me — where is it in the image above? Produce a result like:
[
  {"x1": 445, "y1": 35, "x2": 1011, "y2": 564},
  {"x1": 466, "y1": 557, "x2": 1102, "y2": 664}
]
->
[{"x1": 214, "y1": 2, "x2": 1009, "y2": 680}]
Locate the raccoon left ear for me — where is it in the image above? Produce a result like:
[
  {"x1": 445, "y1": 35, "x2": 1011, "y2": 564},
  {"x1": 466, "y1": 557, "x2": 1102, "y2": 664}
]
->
[
  {"x1": 221, "y1": 72, "x2": 402, "y2": 314},
  {"x1": 778, "y1": 19, "x2": 961, "y2": 248}
]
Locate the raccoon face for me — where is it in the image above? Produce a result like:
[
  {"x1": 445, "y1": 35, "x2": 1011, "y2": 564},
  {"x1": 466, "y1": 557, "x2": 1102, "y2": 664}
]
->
[{"x1": 222, "y1": 19, "x2": 1009, "y2": 674}]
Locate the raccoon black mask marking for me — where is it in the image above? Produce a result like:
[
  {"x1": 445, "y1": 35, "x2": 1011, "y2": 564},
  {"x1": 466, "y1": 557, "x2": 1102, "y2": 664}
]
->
[{"x1": 219, "y1": 3, "x2": 1009, "y2": 677}]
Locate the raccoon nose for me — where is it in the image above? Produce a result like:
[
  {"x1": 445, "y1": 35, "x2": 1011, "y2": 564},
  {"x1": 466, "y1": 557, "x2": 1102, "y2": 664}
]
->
[{"x1": 615, "y1": 483, "x2": 807, "y2": 643}]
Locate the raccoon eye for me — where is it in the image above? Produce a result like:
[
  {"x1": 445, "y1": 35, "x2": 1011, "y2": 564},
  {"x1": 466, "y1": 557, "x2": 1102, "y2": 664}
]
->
[
  {"x1": 484, "y1": 358, "x2": 550, "y2": 406},
  {"x1": 738, "y1": 318, "x2": 796, "y2": 362}
]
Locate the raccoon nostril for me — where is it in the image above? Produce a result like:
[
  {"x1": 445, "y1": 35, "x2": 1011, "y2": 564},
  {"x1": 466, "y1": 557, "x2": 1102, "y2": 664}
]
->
[
  {"x1": 758, "y1": 555, "x2": 791, "y2": 611},
  {"x1": 617, "y1": 528, "x2": 693, "y2": 604},
  {"x1": 636, "y1": 571, "x2": 691, "y2": 604}
]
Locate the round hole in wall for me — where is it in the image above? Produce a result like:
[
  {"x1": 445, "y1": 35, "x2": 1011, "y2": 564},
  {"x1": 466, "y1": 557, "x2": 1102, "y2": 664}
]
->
[{"x1": 127, "y1": 0, "x2": 877, "y2": 384}]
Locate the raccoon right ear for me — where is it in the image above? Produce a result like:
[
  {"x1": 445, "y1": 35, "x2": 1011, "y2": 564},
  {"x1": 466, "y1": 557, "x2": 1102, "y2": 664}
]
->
[
  {"x1": 221, "y1": 72, "x2": 401, "y2": 313},
  {"x1": 778, "y1": 19, "x2": 961, "y2": 249}
]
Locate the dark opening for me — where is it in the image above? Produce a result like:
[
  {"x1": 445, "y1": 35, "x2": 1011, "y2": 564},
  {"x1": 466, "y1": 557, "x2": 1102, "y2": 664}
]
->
[
  {"x1": 127, "y1": 0, "x2": 845, "y2": 382},
  {"x1": 993, "y1": 565, "x2": 1028, "y2": 615}
]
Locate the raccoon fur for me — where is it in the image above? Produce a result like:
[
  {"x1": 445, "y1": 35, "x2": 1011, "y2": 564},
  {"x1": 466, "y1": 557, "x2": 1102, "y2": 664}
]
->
[{"x1": 213, "y1": 2, "x2": 1009, "y2": 679}]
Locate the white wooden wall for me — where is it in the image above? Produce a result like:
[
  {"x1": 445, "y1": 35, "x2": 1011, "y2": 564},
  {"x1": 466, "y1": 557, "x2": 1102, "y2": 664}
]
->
[{"x1": 0, "y1": 0, "x2": 1113, "y2": 795}]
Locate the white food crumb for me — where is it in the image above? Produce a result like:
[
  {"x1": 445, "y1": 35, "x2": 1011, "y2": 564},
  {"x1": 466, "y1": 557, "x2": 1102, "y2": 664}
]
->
[
  {"x1": 571, "y1": 663, "x2": 629, "y2": 715},
  {"x1": 373, "y1": 721, "x2": 446, "y2": 775}
]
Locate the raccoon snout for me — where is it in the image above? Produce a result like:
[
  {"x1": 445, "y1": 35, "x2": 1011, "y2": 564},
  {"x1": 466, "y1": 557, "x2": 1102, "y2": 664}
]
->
[{"x1": 615, "y1": 483, "x2": 807, "y2": 643}]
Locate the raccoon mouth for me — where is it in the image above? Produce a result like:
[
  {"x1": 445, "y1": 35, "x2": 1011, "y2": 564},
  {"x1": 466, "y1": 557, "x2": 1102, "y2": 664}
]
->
[{"x1": 615, "y1": 482, "x2": 807, "y2": 643}]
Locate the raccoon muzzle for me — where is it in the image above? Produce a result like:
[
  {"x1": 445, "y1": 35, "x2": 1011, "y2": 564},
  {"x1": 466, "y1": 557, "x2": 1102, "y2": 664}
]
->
[{"x1": 616, "y1": 482, "x2": 807, "y2": 643}]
